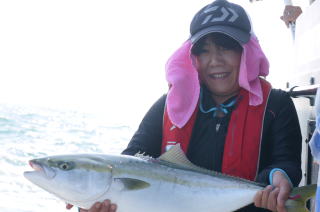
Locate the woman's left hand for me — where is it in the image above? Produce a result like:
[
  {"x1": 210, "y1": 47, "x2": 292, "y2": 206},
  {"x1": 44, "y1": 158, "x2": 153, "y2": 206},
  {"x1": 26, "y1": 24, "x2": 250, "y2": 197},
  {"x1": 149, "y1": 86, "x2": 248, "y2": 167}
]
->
[{"x1": 254, "y1": 171, "x2": 292, "y2": 212}]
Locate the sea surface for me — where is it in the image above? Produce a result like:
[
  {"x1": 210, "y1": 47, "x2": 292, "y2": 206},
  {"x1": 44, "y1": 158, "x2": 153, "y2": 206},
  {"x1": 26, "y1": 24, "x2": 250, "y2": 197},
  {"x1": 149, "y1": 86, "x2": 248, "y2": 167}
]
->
[{"x1": 0, "y1": 104, "x2": 135, "y2": 212}]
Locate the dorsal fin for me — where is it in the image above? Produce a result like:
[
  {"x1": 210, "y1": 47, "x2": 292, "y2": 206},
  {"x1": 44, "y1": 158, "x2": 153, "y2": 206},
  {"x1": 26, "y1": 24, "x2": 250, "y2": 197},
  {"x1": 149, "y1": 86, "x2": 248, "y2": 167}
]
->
[
  {"x1": 157, "y1": 144, "x2": 266, "y2": 188},
  {"x1": 158, "y1": 144, "x2": 207, "y2": 173}
]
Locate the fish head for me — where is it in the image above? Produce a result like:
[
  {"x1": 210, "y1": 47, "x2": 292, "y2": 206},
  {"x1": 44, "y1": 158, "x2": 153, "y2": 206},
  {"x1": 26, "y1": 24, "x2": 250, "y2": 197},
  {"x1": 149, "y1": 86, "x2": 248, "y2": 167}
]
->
[{"x1": 24, "y1": 154, "x2": 113, "y2": 206}]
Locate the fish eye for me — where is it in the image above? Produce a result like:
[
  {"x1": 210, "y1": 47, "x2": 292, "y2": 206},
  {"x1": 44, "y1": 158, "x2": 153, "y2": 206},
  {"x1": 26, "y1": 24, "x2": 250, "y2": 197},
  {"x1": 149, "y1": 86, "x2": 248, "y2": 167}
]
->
[{"x1": 58, "y1": 161, "x2": 74, "y2": 171}]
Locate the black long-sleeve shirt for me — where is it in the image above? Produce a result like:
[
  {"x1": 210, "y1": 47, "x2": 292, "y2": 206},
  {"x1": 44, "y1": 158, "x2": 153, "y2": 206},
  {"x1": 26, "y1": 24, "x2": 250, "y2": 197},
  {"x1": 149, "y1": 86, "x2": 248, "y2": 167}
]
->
[{"x1": 122, "y1": 88, "x2": 302, "y2": 212}]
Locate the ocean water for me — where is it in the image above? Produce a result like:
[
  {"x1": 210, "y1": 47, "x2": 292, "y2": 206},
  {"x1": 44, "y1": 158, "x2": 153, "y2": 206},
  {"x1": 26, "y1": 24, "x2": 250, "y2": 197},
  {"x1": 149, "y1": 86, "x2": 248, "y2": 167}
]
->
[{"x1": 0, "y1": 104, "x2": 135, "y2": 212}]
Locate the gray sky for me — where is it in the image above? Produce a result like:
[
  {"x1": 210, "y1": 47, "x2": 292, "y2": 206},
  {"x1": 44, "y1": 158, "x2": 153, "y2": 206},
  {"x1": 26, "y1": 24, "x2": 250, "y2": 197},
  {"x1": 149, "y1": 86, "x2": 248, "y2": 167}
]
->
[{"x1": 0, "y1": 0, "x2": 306, "y2": 125}]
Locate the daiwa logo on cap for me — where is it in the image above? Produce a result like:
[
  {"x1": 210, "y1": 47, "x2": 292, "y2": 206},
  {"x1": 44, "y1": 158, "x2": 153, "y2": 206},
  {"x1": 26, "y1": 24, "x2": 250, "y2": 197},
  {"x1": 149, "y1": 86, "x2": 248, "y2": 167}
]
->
[
  {"x1": 190, "y1": 0, "x2": 251, "y2": 44},
  {"x1": 202, "y1": 6, "x2": 239, "y2": 24}
]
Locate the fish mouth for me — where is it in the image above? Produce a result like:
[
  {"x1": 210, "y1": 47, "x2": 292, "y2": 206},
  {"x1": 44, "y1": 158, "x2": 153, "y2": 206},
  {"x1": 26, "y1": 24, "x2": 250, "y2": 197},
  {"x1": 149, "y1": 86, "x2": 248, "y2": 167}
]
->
[
  {"x1": 29, "y1": 160, "x2": 42, "y2": 171},
  {"x1": 24, "y1": 160, "x2": 56, "y2": 179}
]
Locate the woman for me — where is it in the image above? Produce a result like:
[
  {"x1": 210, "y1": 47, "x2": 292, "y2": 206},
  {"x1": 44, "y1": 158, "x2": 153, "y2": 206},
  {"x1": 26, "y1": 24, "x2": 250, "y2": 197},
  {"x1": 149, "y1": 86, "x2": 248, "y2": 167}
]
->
[{"x1": 70, "y1": 0, "x2": 302, "y2": 211}]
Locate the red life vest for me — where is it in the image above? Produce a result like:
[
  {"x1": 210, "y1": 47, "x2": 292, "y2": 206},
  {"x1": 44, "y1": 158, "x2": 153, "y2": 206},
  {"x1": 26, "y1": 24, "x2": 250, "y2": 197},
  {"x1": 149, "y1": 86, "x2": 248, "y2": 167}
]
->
[{"x1": 162, "y1": 79, "x2": 271, "y2": 181}]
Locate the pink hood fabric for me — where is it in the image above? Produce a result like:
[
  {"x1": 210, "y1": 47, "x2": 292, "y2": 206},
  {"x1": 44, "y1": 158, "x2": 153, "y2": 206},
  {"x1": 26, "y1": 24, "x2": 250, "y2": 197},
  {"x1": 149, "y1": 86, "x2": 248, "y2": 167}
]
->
[
  {"x1": 165, "y1": 41, "x2": 200, "y2": 129},
  {"x1": 165, "y1": 36, "x2": 269, "y2": 128},
  {"x1": 239, "y1": 36, "x2": 269, "y2": 106}
]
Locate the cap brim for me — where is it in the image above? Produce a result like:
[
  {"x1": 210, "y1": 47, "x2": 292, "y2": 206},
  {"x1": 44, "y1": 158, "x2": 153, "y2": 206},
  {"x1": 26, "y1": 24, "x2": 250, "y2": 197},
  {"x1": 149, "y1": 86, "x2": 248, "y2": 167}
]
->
[{"x1": 190, "y1": 25, "x2": 250, "y2": 44}]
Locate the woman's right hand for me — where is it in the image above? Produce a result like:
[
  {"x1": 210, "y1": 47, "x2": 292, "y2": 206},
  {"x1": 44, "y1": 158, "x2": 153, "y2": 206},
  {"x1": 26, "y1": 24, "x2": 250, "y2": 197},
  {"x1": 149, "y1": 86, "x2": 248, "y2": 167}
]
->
[{"x1": 66, "y1": 200, "x2": 117, "y2": 212}]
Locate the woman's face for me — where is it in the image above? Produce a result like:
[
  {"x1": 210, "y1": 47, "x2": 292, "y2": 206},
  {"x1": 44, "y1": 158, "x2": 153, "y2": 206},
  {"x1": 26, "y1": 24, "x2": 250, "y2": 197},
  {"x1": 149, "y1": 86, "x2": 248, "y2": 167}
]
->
[{"x1": 194, "y1": 35, "x2": 242, "y2": 103}]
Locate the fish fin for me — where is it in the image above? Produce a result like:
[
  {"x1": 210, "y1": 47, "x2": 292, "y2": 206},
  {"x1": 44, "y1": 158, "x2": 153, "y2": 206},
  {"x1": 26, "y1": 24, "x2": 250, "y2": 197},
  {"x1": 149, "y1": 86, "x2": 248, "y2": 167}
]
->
[
  {"x1": 158, "y1": 144, "x2": 207, "y2": 173},
  {"x1": 286, "y1": 184, "x2": 316, "y2": 212},
  {"x1": 159, "y1": 145, "x2": 265, "y2": 188},
  {"x1": 134, "y1": 151, "x2": 154, "y2": 160},
  {"x1": 115, "y1": 178, "x2": 150, "y2": 191}
]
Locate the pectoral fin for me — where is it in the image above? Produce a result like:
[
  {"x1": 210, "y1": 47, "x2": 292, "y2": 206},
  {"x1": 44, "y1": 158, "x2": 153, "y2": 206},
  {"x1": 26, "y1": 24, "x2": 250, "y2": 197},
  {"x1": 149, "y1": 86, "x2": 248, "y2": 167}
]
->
[{"x1": 115, "y1": 178, "x2": 150, "y2": 191}]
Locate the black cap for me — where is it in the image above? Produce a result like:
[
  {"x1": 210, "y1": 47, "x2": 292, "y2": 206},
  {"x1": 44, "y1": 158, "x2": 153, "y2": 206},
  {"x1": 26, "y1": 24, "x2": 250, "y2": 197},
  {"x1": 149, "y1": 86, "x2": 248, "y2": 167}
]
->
[{"x1": 190, "y1": 0, "x2": 251, "y2": 44}]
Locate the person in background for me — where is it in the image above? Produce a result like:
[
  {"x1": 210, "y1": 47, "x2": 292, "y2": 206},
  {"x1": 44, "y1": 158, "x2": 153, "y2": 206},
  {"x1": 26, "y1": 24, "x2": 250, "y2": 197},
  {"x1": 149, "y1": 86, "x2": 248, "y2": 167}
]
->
[
  {"x1": 68, "y1": 0, "x2": 302, "y2": 211},
  {"x1": 280, "y1": 5, "x2": 303, "y2": 27}
]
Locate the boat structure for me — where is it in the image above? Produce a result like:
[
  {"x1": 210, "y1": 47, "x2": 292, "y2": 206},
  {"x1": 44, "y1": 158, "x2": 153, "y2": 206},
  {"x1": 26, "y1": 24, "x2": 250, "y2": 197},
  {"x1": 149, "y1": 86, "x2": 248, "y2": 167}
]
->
[{"x1": 250, "y1": 0, "x2": 320, "y2": 209}]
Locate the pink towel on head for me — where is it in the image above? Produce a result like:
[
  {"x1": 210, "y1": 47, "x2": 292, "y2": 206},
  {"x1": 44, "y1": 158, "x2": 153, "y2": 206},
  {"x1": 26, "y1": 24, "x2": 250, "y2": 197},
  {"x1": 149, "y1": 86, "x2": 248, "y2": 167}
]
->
[
  {"x1": 239, "y1": 36, "x2": 269, "y2": 106},
  {"x1": 165, "y1": 40, "x2": 200, "y2": 129},
  {"x1": 165, "y1": 36, "x2": 269, "y2": 128}
]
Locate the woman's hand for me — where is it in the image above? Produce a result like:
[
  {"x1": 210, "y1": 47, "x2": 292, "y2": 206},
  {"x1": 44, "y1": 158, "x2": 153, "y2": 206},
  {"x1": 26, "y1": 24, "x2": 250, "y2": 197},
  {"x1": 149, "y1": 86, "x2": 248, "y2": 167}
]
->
[
  {"x1": 254, "y1": 171, "x2": 292, "y2": 212},
  {"x1": 66, "y1": 200, "x2": 117, "y2": 212}
]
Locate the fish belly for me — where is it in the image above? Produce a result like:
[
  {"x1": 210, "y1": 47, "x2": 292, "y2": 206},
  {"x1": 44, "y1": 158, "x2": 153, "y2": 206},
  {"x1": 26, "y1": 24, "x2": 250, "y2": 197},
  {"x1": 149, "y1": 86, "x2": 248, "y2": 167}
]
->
[{"x1": 105, "y1": 180, "x2": 258, "y2": 212}]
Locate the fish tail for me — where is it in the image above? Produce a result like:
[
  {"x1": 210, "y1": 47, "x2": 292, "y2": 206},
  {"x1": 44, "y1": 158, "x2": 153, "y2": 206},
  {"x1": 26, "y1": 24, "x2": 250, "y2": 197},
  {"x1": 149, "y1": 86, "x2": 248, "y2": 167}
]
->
[{"x1": 286, "y1": 184, "x2": 316, "y2": 212}]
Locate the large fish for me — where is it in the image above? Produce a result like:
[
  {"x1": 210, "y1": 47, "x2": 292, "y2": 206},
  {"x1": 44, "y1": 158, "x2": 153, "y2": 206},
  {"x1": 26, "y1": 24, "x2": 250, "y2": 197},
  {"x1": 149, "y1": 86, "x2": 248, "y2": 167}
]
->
[{"x1": 24, "y1": 145, "x2": 315, "y2": 212}]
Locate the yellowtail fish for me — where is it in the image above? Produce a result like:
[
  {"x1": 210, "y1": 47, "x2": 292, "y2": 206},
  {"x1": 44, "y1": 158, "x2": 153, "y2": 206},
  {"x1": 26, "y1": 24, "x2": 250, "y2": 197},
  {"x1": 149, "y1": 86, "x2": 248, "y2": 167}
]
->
[{"x1": 24, "y1": 145, "x2": 316, "y2": 212}]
